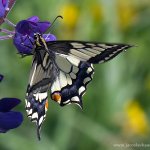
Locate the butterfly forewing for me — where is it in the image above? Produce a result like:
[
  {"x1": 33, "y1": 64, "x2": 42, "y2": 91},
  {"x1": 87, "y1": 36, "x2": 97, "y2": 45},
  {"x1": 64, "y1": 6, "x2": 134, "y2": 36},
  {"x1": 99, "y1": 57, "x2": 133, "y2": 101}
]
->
[
  {"x1": 25, "y1": 50, "x2": 56, "y2": 140},
  {"x1": 47, "y1": 41, "x2": 132, "y2": 64}
]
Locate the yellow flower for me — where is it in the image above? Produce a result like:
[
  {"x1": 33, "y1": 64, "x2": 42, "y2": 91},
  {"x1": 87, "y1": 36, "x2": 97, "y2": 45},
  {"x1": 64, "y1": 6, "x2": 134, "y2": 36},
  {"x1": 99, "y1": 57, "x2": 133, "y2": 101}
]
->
[
  {"x1": 90, "y1": 4, "x2": 103, "y2": 21},
  {"x1": 59, "y1": 3, "x2": 79, "y2": 28},
  {"x1": 123, "y1": 101, "x2": 149, "y2": 136},
  {"x1": 117, "y1": 0, "x2": 137, "y2": 30}
]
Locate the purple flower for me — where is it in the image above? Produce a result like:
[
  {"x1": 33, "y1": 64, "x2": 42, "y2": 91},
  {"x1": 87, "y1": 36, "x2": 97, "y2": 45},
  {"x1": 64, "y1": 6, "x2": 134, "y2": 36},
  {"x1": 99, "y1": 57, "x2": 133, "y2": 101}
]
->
[
  {"x1": 0, "y1": 15, "x2": 56, "y2": 55},
  {"x1": 0, "y1": 76, "x2": 23, "y2": 133},
  {"x1": 43, "y1": 33, "x2": 57, "y2": 42},
  {"x1": 0, "y1": 74, "x2": 3, "y2": 82},
  {"x1": 0, "y1": 0, "x2": 9, "y2": 18},
  {"x1": 0, "y1": 1, "x2": 57, "y2": 55},
  {"x1": 0, "y1": 0, "x2": 16, "y2": 25},
  {"x1": 15, "y1": 16, "x2": 51, "y2": 36},
  {"x1": 13, "y1": 16, "x2": 56, "y2": 55},
  {"x1": 0, "y1": 98, "x2": 23, "y2": 133}
]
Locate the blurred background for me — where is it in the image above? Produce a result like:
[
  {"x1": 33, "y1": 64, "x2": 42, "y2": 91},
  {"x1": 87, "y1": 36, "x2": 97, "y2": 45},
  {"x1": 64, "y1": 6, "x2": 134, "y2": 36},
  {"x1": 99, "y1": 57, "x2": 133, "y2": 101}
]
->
[{"x1": 0, "y1": 0, "x2": 150, "y2": 150}]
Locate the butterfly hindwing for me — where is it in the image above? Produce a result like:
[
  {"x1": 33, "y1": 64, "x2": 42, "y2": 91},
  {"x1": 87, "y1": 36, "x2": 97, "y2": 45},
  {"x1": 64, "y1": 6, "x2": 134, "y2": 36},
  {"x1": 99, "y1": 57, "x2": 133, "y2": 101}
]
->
[{"x1": 50, "y1": 54, "x2": 94, "y2": 108}]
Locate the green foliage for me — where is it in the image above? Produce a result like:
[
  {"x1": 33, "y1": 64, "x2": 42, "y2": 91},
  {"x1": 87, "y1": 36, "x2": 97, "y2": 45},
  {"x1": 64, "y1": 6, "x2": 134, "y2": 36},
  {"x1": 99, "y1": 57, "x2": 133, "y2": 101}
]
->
[{"x1": 0, "y1": 0, "x2": 150, "y2": 150}]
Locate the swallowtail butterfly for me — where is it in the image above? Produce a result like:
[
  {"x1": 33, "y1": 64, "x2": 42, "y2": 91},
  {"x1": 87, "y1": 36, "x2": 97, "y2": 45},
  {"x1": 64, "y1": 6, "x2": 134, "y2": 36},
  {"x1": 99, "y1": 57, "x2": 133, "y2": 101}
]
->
[{"x1": 25, "y1": 33, "x2": 132, "y2": 140}]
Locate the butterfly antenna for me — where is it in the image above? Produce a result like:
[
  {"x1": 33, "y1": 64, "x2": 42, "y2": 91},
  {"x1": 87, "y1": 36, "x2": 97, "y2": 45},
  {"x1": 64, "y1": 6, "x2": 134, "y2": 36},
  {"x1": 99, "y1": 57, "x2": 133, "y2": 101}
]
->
[{"x1": 48, "y1": 15, "x2": 63, "y2": 32}]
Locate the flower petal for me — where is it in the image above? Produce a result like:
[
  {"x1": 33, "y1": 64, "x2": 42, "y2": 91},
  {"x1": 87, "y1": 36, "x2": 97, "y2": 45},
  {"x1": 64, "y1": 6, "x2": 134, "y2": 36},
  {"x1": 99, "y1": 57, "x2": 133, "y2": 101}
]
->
[
  {"x1": 0, "y1": 98, "x2": 21, "y2": 112},
  {"x1": 0, "y1": 74, "x2": 4, "y2": 82},
  {"x1": 2, "y1": 0, "x2": 9, "y2": 9},
  {"x1": 0, "y1": 0, "x2": 6, "y2": 18},
  {"x1": 43, "y1": 33, "x2": 56, "y2": 42},
  {"x1": 37, "y1": 21, "x2": 51, "y2": 33},
  {"x1": 15, "y1": 20, "x2": 38, "y2": 35},
  {"x1": 0, "y1": 0, "x2": 16, "y2": 25},
  {"x1": 15, "y1": 17, "x2": 51, "y2": 35},
  {"x1": 13, "y1": 33, "x2": 33, "y2": 54},
  {"x1": 27, "y1": 16, "x2": 39, "y2": 23},
  {"x1": 0, "y1": 111, "x2": 23, "y2": 133}
]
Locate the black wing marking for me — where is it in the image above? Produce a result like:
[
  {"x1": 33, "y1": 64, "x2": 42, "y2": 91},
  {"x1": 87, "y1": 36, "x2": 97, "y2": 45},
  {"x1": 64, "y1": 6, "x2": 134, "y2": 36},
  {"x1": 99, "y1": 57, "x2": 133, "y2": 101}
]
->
[
  {"x1": 50, "y1": 54, "x2": 94, "y2": 108},
  {"x1": 47, "y1": 41, "x2": 132, "y2": 64},
  {"x1": 25, "y1": 51, "x2": 55, "y2": 140}
]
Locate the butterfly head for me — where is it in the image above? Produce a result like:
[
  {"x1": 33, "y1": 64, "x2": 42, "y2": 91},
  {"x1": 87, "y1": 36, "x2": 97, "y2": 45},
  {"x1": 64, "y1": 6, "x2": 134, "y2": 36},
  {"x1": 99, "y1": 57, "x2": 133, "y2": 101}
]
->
[{"x1": 33, "y1": 33, "x2": 48, "y2": 50}]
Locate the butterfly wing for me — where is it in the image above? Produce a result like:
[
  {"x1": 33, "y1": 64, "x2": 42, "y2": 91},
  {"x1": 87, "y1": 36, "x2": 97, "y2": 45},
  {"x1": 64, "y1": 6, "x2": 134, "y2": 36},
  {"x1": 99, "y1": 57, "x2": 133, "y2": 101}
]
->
[
  {"x1": 51, "y1": 54, "x2": 94, "y2": 108},
  {"x1": 25, "y1": 50, "x2": 55, "y2": 140},
  {"x1": 48, "y1": 41, "x2": 132, "y2": 107},
  {"x1": 26, "y1": 39, "x2": 132, "y2": 139},
  {"x1": 47, "y1": 41, "x2": 132, "y2": 63}
]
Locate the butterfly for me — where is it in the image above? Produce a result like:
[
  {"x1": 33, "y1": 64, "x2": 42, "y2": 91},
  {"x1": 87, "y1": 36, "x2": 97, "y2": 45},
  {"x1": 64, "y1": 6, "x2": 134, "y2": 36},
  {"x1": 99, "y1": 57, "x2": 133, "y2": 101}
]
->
[{"x1": 25, "y1": 33, "x2": 132, "y2": 140}]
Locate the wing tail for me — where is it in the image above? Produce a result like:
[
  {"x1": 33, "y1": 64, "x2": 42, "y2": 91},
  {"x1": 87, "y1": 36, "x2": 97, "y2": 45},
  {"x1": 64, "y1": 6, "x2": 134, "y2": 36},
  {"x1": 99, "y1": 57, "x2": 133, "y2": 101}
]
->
[{"x1": 25, "y1": 92, "x2": 48, "y2": 140}]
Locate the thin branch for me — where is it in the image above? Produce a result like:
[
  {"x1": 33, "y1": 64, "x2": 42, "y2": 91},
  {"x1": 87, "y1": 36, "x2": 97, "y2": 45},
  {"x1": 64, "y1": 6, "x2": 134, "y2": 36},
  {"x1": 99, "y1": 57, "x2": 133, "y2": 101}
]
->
[
  {"x1": 4, "y1": 18, "x2": 16, "y2": 27},
  {"x1": 0, "y1": 35, "x2": 13, "y2": 40},
  {"x1": 0, "y1": 28, "x2": 15, "y2": 35}
]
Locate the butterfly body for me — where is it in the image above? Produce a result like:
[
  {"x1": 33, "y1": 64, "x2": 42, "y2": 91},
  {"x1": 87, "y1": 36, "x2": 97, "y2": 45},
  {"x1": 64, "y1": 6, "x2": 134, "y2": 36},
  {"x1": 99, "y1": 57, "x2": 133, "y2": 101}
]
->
[{"x1": 25, "y1": 33, "x2": 132, "y2": 140}]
